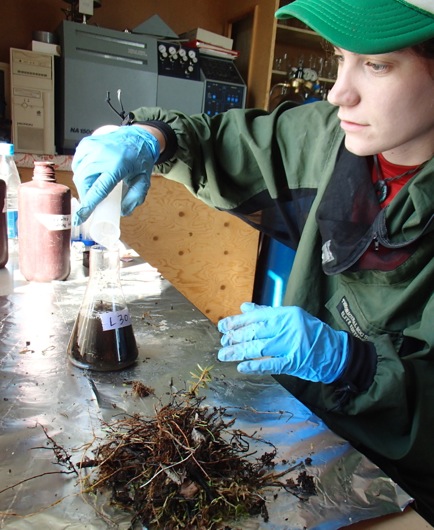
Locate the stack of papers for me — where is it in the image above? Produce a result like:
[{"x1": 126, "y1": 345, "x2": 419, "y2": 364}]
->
[
  {"x1": 30, "y1": 40, "x2": 61, "y2": 56},
  {"x1": 180, "y1": 28, "x2": 239, "y2": 60}
]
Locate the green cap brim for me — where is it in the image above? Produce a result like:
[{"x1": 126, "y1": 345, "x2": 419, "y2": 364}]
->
[{"x1": 275, "y1": 0, "x2": 434, "y2": 54}]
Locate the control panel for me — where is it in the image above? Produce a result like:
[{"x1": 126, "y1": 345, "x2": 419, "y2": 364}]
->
[
  {"x1": 200, "y1": 56, "x2": 246, "y2": 116},
  {"x1": 203, "y1": 81, "x2": 245, "y2": 116},
  {"x1": 157, "y1": 42, "x2": 201, "y2": 81},
  {"x1": 200, "y1": 56, "x2": 244, "y2": 85}
]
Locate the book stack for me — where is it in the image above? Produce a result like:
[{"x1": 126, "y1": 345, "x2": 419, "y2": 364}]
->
[{"x1": 180, "y1": 28, "x2": 239, "y2": 60}]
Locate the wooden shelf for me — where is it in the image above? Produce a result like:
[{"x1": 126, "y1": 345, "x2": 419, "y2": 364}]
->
[
  {"x1": 266, "y1": 16, "x2": 336, "y2": 109},
  {"x1": 276, "y1": 24, "x2": 324, "y2": 49},
  {"x1": 271, "y1": 69, "x2": 335, "y2": 85}
]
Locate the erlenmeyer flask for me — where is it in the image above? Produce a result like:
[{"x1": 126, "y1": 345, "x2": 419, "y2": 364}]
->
[{"x1": 67, "y1": 245, "x2": 138, "y2": 371}]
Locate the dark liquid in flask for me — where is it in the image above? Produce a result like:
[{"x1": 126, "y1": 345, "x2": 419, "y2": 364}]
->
[{"x1": 68, "y1": 305, "x2": 138, "y2": 371}]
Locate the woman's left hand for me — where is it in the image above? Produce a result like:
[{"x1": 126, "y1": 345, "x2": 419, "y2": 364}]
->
[{"x1": 217, "y1": 303, "x2": 350, "y2": 383}]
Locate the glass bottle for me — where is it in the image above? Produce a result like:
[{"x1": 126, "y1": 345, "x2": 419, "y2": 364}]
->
[
  {"x1": 0, "y1": 180, "x2": 8, "y2": 268},
  {"x1": 0, "y1": 142, "x2": 21, "y2": 244},
  {"x1": 67, "y1": 245, "x2": 138, "y2": 371},
  {"x1": 18, "y1": 161, "x2": 71, "y2": 281}
]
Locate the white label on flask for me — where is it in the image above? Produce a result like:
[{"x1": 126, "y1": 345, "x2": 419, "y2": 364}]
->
[
  {"x1": 35, "y1": 213, "x2": 72, "y2": 230},
  {"x1": 100, "y1": 309, "x2": 132, "y2": 331}
]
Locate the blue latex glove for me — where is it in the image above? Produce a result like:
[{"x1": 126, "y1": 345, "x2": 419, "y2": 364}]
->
[
  {"x1": 72, "y1": 126, "x2": 160, "y2": 225},
  {"x1": 217, "y1": 302, "x2": 350, "y2": 383}
]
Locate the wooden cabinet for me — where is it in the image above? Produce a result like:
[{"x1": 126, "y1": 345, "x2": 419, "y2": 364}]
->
[
  {"x1": 223, "y1": 0, "x2": 336, "y2": 111},
  {"x1": 267, "y1": 3, "x2": 337, "y2": 110}
]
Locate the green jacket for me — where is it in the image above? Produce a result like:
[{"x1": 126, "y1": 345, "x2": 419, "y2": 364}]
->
[{"x1": 132, "y1": 101, "x2": 434, "y2": 517}]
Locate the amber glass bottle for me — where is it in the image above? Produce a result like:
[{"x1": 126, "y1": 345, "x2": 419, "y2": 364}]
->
[{"x1": 18, "y1": 161, "x2": 71, "y2": 281}]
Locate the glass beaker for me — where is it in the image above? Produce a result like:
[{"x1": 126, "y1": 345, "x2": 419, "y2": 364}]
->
[{"x1": 67, "y1": 245, "x2": 138, "y2": 371}]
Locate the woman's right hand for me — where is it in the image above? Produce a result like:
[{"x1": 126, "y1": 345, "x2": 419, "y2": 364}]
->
[{"x1": 71, "y1": 125, "x2": 160, "y2": 225}]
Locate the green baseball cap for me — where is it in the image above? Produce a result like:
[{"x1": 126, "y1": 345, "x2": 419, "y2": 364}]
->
[{"x1": 275, "y1": 0, "x2": 434, "y2": 54}]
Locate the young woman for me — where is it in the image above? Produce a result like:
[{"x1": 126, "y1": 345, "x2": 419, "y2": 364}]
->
[{"x1": 72, "y1": 0, "x2": 434, "y2": 522}]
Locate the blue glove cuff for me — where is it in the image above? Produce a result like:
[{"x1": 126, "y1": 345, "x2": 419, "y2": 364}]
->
[
  {"x1": 127, "y1": 125, "x2": 160, "y2": 165},
  {"x1": 122, "y1": 116, "x2": 178, "y2": 164},
  {"x1": 323, "y1": 329, "x2": 350, "y2": 384}
]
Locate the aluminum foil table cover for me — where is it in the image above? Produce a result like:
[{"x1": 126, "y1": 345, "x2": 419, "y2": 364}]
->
[{"x1": 0, "y1": 250, "x2": 412, "y2": 529}]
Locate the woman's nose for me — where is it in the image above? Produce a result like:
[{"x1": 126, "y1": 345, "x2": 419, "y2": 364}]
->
[{"x1": 327, "y1": 69, "x2": 360, "y2": 107}]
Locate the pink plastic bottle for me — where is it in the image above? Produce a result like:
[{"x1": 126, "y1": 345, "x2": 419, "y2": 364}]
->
[{"x1": 18, "y1": 161, "x2": 71, "y2": 281}]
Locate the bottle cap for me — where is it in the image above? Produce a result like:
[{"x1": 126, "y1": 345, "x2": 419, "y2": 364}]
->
[
  {"x1": 33, "y1": 161, "x2": 56, "y2": 181},
  {"x1": 0, "y1": 143, "x2": 14, "y2": 156}
]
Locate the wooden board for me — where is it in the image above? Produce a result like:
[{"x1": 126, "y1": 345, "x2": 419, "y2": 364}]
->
[{"x1": 121, "y1": 175, "x2": 259, "y2": 323}]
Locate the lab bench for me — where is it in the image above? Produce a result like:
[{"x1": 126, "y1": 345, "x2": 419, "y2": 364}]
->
[
  {"x1": 0, "y1": 247, "x2": 430, "y2": 529},
  {"x1": 13, "y1": 152, "x2": 259, "y2": 325}
]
